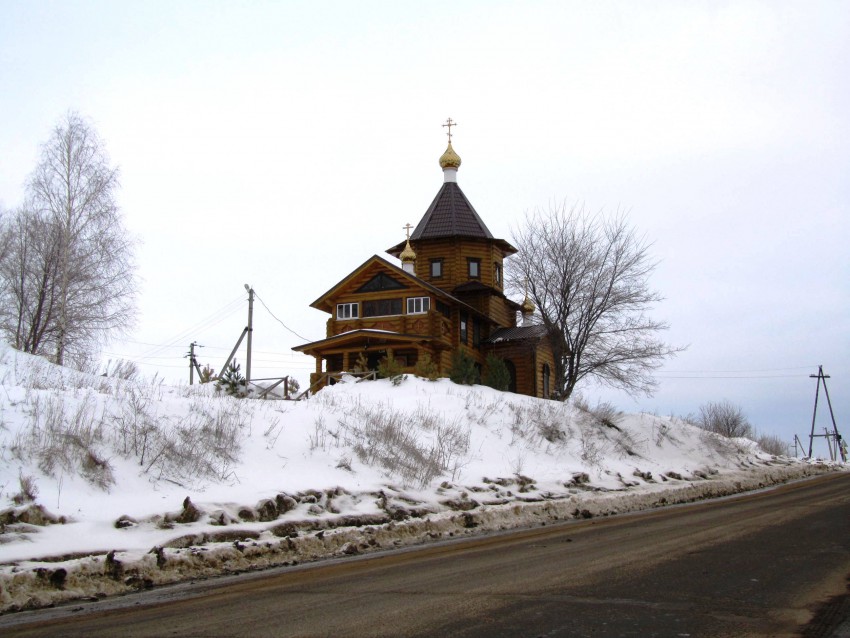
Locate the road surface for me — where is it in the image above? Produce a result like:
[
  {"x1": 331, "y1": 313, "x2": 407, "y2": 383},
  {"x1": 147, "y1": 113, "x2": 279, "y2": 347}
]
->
[{"x1": 2, "y1": 471, "x2": 849, "y2": 637}]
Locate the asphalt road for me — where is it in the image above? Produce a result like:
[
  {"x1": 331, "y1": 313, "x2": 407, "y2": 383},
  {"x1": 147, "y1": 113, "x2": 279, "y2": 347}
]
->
[{"x1": 3, "y1": 472, "x2": 849, "y2": 637}]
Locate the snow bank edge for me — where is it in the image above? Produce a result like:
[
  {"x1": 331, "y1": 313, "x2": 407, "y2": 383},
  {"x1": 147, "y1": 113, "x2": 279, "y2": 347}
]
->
[{"x1": 0, "y1": 462, "x2": 839, "y2": 614}]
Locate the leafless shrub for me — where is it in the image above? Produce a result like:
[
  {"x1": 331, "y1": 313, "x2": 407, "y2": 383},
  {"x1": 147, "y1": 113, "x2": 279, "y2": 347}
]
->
[
  {"x1": 309, "y1": 415, "x2": 337, "y2": 451},
  {"x1": 145, "y1": 398, "x2": 249, "y2": 484},
  {"x1": 650, "y1": 417, "x2": 680, "y2": 446},
  {"x1": 109, "y1": 390, "x2": 250, "y2": 486},
  {"x1": 340, "y1": 402, "x2": 470, "y2": 488},
  {"x1": 103, "y1": 359, "x2": 140, "y2": 381},
  {"x1": 591, "y1": 402, "x2": 621, "y2": 428},
  {"x1": 12, "y1": 472, "x2": 39, "y2": 504},
  {"x1": 694, "y1": 400, "x2": 753, "y2": 439},
  {"x1": 578, "y1": 428, "x2": 605, "y2": 466},
  {"x1": 574, "y1": 397, "x2": 622, "y2": 429},
  {"x1": 110, "y1": 383, "x2": 158, "y2": 463},
  {"x1": 757, "y1": 433, "x2": 787, "y2": 456},
  {"x1": 12, "y1": 392, "x2": 114, "y2": 489},
  {"x1": 263, "y1": 416, "x2": 283, "y2": 448},
  {"x1": 506, "y1": 400, "x2": 572, "y2": 444}
]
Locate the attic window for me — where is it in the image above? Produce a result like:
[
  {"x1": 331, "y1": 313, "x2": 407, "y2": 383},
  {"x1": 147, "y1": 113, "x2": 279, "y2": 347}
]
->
[{"x1": 357, "y1": 272, "x2": 406, "y2": 293}]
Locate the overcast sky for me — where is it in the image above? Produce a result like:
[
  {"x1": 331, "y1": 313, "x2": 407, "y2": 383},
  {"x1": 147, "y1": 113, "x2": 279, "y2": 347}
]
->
[{"x1": 1, "y1": 1, "x2": 847, "y2": 454}]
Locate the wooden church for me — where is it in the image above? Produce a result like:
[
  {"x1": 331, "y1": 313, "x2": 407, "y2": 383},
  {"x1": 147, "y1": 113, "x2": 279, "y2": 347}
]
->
[{"x1": 293, "y1": 122, "x2": 556, "y2": 398}]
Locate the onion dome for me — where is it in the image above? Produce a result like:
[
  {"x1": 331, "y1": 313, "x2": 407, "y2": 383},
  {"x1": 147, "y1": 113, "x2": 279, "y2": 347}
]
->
[
  {"x1": 439, "y1": 142, "x2": 462, "y2": 170},
  {"x1": 400, "y1": 238, "x2": 416, "y2": 263},
  {"x1": 521, "y1": 295, "x2": 536, "y2": 315}
]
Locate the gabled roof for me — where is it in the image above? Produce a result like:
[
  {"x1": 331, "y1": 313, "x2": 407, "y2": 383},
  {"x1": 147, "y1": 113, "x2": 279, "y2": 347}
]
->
[{"x1": 308, "y1": 254, "x2": 493, "y2": 322}]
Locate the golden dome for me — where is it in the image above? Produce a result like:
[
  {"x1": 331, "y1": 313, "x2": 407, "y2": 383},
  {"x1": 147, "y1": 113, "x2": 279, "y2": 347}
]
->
[
  {"x1": 521, "y1": 295, "x2": 536, "y2": 315},
  {"x1": 439, "y1": 142, "x2": 462, "y2": 170},
  {"x1": 400, "y1": 238, "x2": 417, "y2": 263}
]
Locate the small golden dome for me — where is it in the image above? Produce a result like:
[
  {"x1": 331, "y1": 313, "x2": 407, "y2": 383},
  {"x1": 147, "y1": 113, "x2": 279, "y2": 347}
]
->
[
  {"x1": 400, "y1": 239, "x2": 417, "y2": 263},
  {"x1": 439, "y1": 142, "x2": 462, "y2": 170},
  {"x1": 521, "y1": 295, "x2": 536, "y2": 315}
]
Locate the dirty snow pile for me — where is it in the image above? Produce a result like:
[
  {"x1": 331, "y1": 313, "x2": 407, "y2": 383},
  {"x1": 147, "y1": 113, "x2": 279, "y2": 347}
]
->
[{"x1": 0, "y1": 342, "x2": 834, "y2": 612}]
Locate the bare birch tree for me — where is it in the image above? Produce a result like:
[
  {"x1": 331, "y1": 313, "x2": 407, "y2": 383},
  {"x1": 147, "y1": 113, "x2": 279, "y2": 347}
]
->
[
  {"x1": 0, "y1": 208, "x2": 62, "y2": 354},
  {"x1": 0, "y1": 112, "x2": 137, "y2": 366},
  {"x1": 508, "y1": 203, "x2": 682, "y2": 400}
]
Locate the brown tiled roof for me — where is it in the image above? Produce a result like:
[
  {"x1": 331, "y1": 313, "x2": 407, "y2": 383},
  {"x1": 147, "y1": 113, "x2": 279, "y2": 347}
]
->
[
  {"x1": 412, "y1": 182, "x2": 493, "y2": 240},
  {"x1": 485, "y1": 324, "x2": 548, "y2": 343},
  {"x1": 387, "y1": 182, "x2": 517, "y2": 257}
]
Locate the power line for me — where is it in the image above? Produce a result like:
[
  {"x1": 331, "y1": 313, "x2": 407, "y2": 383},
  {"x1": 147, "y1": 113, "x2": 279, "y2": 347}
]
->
[
  {"x1": 135, "y1": 293, "x2": 246, "y2": 362},
  {"x1": 657, "y1": 374, "x2": 809, "y2": 380},
  {"x1": 253, "y1": 290, "x2": 314, "y2": 342},
  {"x1": 660, "y1": 366, "x2": 817, "y2": 374}
]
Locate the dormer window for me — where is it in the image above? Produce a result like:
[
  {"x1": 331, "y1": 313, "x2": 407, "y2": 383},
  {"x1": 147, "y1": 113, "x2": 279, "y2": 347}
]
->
[{"x1": 467, "y1": 258, "x2": 481, "y2": 279}]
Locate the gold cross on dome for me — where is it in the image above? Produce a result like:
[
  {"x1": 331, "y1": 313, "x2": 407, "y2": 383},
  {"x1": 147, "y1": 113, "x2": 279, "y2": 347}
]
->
[
  {"x1": 403, "y1": 223, "x2": 413, "y2": 239},
  {"x1": 442, "y1": 117, "x2": 457, "y2": 142}
]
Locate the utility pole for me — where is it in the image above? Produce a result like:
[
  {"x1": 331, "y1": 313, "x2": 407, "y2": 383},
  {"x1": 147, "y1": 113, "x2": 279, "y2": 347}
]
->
[
  {"x1": 186, "y1": 341, "x2": 203, "y2": 384},
  {"x1": 807, "y1": 365, "x2": 845, "y2": 462},
  {"x1": 245, "y1": 285, "x2": 254, "y2": 383}
]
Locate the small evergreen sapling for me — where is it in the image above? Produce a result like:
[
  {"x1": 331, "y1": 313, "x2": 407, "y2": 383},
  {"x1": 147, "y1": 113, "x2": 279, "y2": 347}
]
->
[
  {"x1": 377, "y1": 348, "x2": 406, "y2": 386},
  {"x1": 215, "y1": 361, "x2": 252, "y2": 398},
  {"x1": 353, "y1": 352, "x2": 370, "y2": 375},
  {"x1": 483, "y1": 354, "x2": 511, "y2": 391},
  {"x1": 414, "y1": 352, "x2": 440, "y2": 381},
  {"x1": 450, "y1": 350, "x2": 479, "y2": 385},
  {"x1": 199, "y1": 364, "x2": 216, "y2": 384}
]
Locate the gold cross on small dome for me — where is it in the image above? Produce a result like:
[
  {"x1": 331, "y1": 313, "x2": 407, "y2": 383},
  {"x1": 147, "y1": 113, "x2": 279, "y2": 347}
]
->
[{"x1": 442, "y1": 117, "x2": 457, "y2": 142}]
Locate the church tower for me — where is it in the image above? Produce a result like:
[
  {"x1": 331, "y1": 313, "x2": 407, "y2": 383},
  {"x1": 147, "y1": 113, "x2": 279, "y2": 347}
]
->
[{"x1": 387, "y1": 118, "x2": 521, "y2": 329}]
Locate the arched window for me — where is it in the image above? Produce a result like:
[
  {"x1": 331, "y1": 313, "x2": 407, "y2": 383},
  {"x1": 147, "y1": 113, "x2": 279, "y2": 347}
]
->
[{"x1": 542, "y1": 363, "x2": 551, "y2": 399}]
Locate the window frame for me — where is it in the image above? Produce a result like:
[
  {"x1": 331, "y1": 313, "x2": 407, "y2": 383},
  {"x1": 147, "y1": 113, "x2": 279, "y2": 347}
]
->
[
  {"x1": 467, "y1": 258, "x2": 481, "y2": 279},
  {"x1": 460, "y1": 312, "x2": 468, "y2": 344},
  {"x1": 494, "y1": 262, "x2": 502, "y2": 287},
  {"x1": 361, "y1": 298, "x2": 403, "y2": 318},
  {"x1": 430, "y1": 259, "x2": 443, "y2": 279},
  {"x1": 336, "y1": 302, "x2": 359, "y2": 320},
  {"x1": 406, "y1": 296, "x2": 431, "y2": 315}
]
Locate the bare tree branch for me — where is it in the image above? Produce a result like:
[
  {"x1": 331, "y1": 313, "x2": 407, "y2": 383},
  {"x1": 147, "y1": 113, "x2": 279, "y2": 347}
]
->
[
  {"x1": 0, "y1": 112, "x2": 137, "y2": 367},
  {"x1": 508, "y1": 202, "x2": 684, "y2": 400}
]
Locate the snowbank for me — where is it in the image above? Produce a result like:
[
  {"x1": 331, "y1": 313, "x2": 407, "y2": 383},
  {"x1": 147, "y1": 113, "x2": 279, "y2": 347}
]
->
[{"x1": 0, "y1": 343, "x2": 841, "y2": 612}]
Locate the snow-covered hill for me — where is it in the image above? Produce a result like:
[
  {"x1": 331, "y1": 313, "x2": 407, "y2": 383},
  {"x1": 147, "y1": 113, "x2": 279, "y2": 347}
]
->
[{"x1": 0, "y1": 342, "x2": 832, "y2": 612}]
